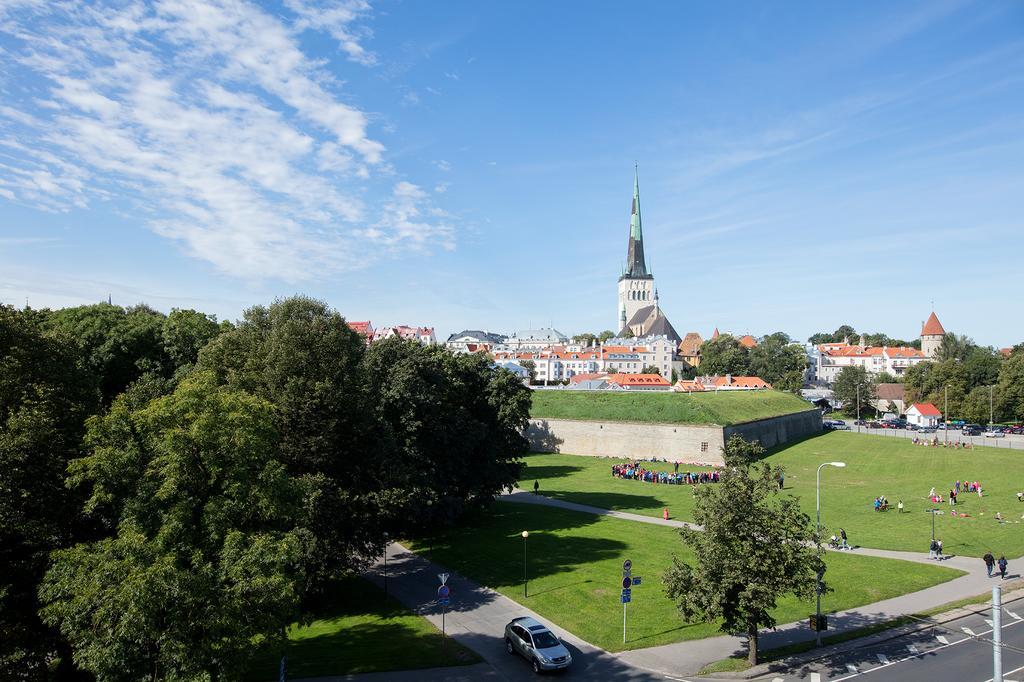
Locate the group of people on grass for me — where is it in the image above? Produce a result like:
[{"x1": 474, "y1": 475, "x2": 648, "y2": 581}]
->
[
  {"x1": 610, "y1": 462, "x2": 721, "y2": 486},
  {"x1": 928, "y1": 481, "x2": 983, "y2": 505},
  {"x1": 912, "y1": 437, "x2": 974, "y2": 449},
  {"x1": 873, "y1": 495, "x2": 891, "y2": 511}
]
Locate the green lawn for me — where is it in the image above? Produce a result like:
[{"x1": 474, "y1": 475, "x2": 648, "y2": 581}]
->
[
  {"x1": 245, "y1": 576, "x2": 479, "y2": 680},
  {"x1": 406, "y1": 503, "x2": 961, "y2": 652},
  {"x1": 522, "y1": 432, "x2": 1024, "y2": 557},
  {"x1": 530, "y1": 389, "x2": 814, "y2": 425}
]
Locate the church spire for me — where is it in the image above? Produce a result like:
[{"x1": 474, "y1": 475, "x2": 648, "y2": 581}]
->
[{"x1": 624, "y1": 164, "x2": 649, "y2": 278}]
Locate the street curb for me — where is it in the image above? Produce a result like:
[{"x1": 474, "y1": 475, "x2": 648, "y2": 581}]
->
[{"x1": 707, "y1": 581, "x2": 1024, "y2": 679}]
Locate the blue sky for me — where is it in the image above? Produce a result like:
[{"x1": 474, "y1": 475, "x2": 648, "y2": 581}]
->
[{"x1": 1, "y1": 1, "x2": 1021, "y2": 346}]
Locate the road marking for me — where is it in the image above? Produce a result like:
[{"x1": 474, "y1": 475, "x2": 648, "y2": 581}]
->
[
  {"x1": 936, "y1": 635, "x2": 949, "y2": 644},
  {"x1": 846, "y1": 663, "x2": 859, "y2": 673},
  {"x1": 876, "y1": 653, "x2": 889, "y2": 664},
  {"x1": 963, "y1": 626, "x2": 977, "y2": 636},
  {"x1": 986, "y1": 619, "x2": 995, "y2": 627},
  {"x1": 1010, "y1": 611, "x2": 1022, "y2": 620},
  {"x1": 907, "y1": 644, "x2": 919, "y2": 654},
  {"x1": 810, "y1": 673, "x2": 821, "y2": 682},
  {"x1": 771, "y1": 678, "x2": 784, "y2": 682}
]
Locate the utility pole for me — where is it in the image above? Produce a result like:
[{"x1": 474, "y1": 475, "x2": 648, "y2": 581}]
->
[
  {"x1": 994, "y1": 585, "x2": 1003, "y2": 682},
  {"x1": 990, "y1": 385, "x2": 994, "y2": 426},
  {"x1": 944, "y1": 385, "x2": 949, "y2": 446}
]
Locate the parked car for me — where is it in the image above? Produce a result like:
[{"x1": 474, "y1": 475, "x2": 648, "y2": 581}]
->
[
  {"x1": 867, "y1": 421, "x2": 883, "y2": 429},
  {"x1": 505, "y1": 617, "x2": 572, "y2": 674},
  {"x1": 919, "y1": 427, "x2": 937, "y2": 434},
  {"x1": 962, "y1": 425, "x2": 982, "y2": 436},
  {"x1": 854, "y1": 419, "x2": 866, "y2": 426},
  {"x1": 906, "y1": 424, "x2": 919, "y2": 431},
  {"x1": 985, "y1": 430, "x2": 1006, "y2": 438}
]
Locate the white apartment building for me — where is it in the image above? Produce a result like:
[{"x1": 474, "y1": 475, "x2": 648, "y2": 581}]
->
[
  {"x1": 816, "y1": 343, "x2": 928, "y2": 383},
  {"x1": 500, "y1": 328, "x2": 569, "y2": 351}
]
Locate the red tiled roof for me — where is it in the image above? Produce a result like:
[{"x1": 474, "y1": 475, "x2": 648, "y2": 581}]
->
[
  {"x1": 711, "y1": 327, "x2": 720, "y2": 340},
  {"x1": 569, "y1": 372, "x2": 607, "y2": 384},
  {"x1": 910, "y1": 403, "x2": 942, "y2": 416},
  {"x1": 606, "y1": 373, "x2": 670, "y2": 387},
  {"x1": 738, "y1": 335, "x2": 758, "y2": 348},
  {"x1": 679, "y1": 332, "x2": 703, "y2": 356},
  {"x1": 347, "y1": 321, "x2": 373, "y2": 336},
  {"x1": 876, "y1": 383, "x2": 905, "y2": 401},
  {"x1": 921, "y1": 312, "x2": 945, "y2": 336}
]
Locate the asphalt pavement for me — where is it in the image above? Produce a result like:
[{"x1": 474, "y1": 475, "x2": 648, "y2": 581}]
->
[
  {"x1": 766, "y1": 588, "x2": 1024, "y2": 681},
  {"x1": 843, "y1": 425, "x2": 1024, "y2": 450}
]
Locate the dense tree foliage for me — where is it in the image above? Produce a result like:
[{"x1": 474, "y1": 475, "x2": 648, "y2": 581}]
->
[
  {"x1": 699, "y1": 334, "x2": 806, "y2": 391},
  {"x1": 832, "y1": 366, "x2": 877, "y2": 417},
  {"x1": 807, "y1": 325, "x2": 918, "y2": 349},
  {"x1": 4, "y1": 295, "x2": 532, "y2": 678},
  {"x1": 664, "y1": 436, "x2": 823, "y2": 665},
  {"x1": 41, "y1": 373, "x2": 307, "y2": 680},
  {"x1": 0, "y1": 306, "x2": 99, "y2": 678}
]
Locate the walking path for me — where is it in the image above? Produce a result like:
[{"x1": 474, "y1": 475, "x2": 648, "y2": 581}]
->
[{"x1": 348, "y1": 492, "x2": 1012, "y2": 680}]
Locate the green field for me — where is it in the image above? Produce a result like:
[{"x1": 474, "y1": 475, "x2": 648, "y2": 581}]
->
[
  {"x1": 245, "y1": 576, "x2": 478, "y2": 679},
  {"x1": 530, "y1": 389, "x2": 814, "y2": 425},
  {"x1": 407, "y1": 503, "x2": 961, "y2": 652},
  {"x1": 522, "y1": 432, "x2": 1024, "y2": 557}
]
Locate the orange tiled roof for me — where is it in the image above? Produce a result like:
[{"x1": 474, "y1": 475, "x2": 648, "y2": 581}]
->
[
  {"x1": 910, "y1": 403, "x2": 942, "y2": 417},
  {"x1": 738, "y1": 335, "x2": 758, "y2": 348},
  {"x1": 921, "y1": 312, "x2": 945, "y2": 336},
  {"x1": 606, "y1": 373, "x2": 670, "y2": 387}
]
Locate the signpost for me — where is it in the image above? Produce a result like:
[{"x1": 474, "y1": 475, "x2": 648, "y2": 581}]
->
[
  {"x1": 621, "y1": 559, "x2": 640, "y2": 644},
  {"x1": 437, "y1": 573, "x2": 451, "y2": 643},
  {"x1": 279, "y1": 655, "x2": 286, "y2": 682}
]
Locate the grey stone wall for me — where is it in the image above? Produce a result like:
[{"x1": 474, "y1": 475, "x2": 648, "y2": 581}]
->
[
  {"x1": 526, "y1": 409, "x2": 821, "y2": 463},
  {"x1": 723, "y1": 409, "x2": 822, "y2": 449},
  {"x1": 527, "y1": 418, "x2": 727, "y2": 465}
]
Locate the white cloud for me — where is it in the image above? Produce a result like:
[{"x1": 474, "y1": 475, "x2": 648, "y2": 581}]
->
[
  {"x1": 434, "y1": 182, "x2": 449, "y2": 194},
  {"x1": 0, "y1": 0, "x2": 454, "y2": 281},
  {"x1": 433, "y1": 159, "x2": 452, "y2": 171}
]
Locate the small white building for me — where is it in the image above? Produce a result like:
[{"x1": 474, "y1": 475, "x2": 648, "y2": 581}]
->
[
  {"x1": 906, "y1": 403, "x2": 941, "y2": 428},
  {"x1": 501, "y1": 328, "x2": 569, "y2": 351},
  {"x1": 445, "y1": 330, "x2": 505, "y2": 354}
]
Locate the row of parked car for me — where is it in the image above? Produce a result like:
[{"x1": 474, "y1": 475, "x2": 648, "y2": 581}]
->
[{"x1": 823, "y1": 419, "x2": 1024, "y2": 437}]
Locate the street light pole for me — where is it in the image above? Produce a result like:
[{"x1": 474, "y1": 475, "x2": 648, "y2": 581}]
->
[
  {"x1": 945, "y1": 385, "x2": 949, "y2": 446},
  {"x1": 816, "y1": 461, "x2": 846, "y2": 647},
  {"x1": 990, "y1": 385, "x2": 994, "y2": 426},
  {"x1": 521, "y1": 531, "x2": 529, "y2": 598}
]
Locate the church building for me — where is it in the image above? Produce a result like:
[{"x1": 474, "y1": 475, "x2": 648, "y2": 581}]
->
[{"x1": 616, "y1": 169, "x2": 680, "y2": 344}]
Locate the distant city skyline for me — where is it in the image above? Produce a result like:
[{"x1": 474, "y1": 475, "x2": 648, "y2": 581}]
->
[{"x1": 1, "y1": 1, "x2": 1022, "y2": 347}]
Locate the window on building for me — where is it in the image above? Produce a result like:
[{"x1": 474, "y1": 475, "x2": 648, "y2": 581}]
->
[{"x1": 700, "y1": 442, "x2": 709, "y2": 452}]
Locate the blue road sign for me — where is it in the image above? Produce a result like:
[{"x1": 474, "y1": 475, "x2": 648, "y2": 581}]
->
[
  {"x1": 437, "y1": 585, "x2": 450, "y2": 600},
  {"x1": 438, "y1": 597, "x2": 450, "y2": 606},
  {"x1": 623, "y1": 559, "x2": 632, "y2": 572},
  {"x1": 632, "y1": 576, "x2": 642, "y2": 586},
  {"x1": 621, "y1": 576, "x2": 631, "y2": 590},
  {"x1": 621, "y1": 593, "x2": 631, "y2": 603}
]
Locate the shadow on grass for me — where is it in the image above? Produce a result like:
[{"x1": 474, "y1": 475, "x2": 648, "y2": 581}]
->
[
  {"x1": 521, "y1": 464, "x2": 585, "y2": 480},
  {"x1": 538, "y1": 489, "x2": 677, "y2": 514}
]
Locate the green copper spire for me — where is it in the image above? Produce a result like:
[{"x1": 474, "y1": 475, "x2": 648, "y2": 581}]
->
[{"x1": 623, "y1": 164, "x2": 649, "y2": 278}]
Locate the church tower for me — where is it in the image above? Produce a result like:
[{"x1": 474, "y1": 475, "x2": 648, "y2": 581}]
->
[
  {"x1": 616, "y1": 167, "x2": 654, "y2": 329},
  {"x1": 920, "y1": 311, "x2": 945, "y2": 358}
]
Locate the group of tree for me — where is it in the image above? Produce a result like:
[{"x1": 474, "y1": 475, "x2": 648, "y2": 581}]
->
[
  {"x1": 571, "y1": 330, "x2": 617, "y2": 346},
  {"x1": 808, "y1": 324, "x2": 919, "y2": 349},
  {"x1": 1, "y1": 296, "x2": 531, "y2": 679},
  {"x1": 905, "y1": 334, "x2": 1024, "y2": 423},
  {"x1": 697, "y1": 332, "x2": 807, "y2": 392}
]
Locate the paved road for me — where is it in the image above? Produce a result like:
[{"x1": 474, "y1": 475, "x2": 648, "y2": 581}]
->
[
  {"x1": 770, "y1": 589, "x2": 1024, "y2": 681},
  {"x1": 360, "y1": 543, "x2": 669, "y2": 681},
  {"x1": 840, "y1": 425, "x2": 1024, "y2": 450}
]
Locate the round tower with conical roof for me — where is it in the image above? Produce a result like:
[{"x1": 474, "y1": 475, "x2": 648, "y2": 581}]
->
[{"x1": 920, "y1": 311, "x2": 945, "y2": 359}]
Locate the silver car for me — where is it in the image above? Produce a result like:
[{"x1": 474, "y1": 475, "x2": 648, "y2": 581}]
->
[{"x1": 504, "y1": 616, "x2": 572, "y2": 674}]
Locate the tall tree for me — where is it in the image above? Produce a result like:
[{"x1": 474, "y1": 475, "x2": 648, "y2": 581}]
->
[
  {"x1": 161, "y1": 308, "x2": 224, "y2": 376},
  {"x1": 699, "y1": 334, "x2": 749, "y2": 376},
  {"x1": 664, "y1": 436, "x2": 824, "y2": 665},
  {"x1": 0, "y1": 306, "x2": 98, "y2": 678},
  {"x1": 360, "y1": 338, "x2": 529, "y2": 537},
  {"x1": 832, "y1": 366, "x2": 876, "y2": 417},
  {"x1": 747, "y1": 337, "x2": 806, "y2": 391},
  {"x1": 904, "y1": 360, "x2": 969, "y2": 418},
  {"x1": 997, "y1": 352, "x2": 1024, "y2": 421},
  {"x1": 597, "y1": 330, "x2": 617, "y2": 343},
  {"x1": 936, "y1": 333, "x2": 976, "y2": 363},
  {"x1": 41, "y1": 373, "x2": 307, "y2": 681},
  {"x1": 196, "y1": 296, "x2": 371, "y2": 589}
]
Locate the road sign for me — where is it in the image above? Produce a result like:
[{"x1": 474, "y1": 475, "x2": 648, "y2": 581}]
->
[
  {"x1": 438, "y1": 572, "x2": 449, "y2": 585},
  {"x1": 437, "y1": 597, "x2": 450, "y2": 606},
  {"x1": 437, "y1": 585, "x2": 450, "y2": 600},
  {"x1": 621, "y1": 576, "x2": 632, "y2": 590},
  {"x1": 632, "y1": 576, "x2": 642, "y2": 586},
  {"x1": 623, "y1": 559, "x2": 632, "y2": 572},
  {"x1": 621, "y1": 593, "x2": 631, "y2": 603}
]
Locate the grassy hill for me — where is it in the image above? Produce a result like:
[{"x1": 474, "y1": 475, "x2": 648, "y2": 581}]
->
[{"x1": 529, "y1": 389, "x2": 814, "y2": 426}]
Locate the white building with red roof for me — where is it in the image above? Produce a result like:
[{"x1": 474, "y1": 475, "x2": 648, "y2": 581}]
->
[
  {"x1": 674, "y1": 375, "x2": 772, "y2": 393},
  {"x1": 906, "y1": 402, "x2": 942, "y2": 428},
  {"x1": 920, "y1": 311, "x2": 946, "y2": 359},
  {"x1": 816, "y1": 343, "x2": 927, "y2": 383}
]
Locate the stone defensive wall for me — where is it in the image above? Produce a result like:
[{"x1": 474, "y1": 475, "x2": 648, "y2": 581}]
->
[{"x1": 526, "y1": 409, "x2": 821, "y2": 465}]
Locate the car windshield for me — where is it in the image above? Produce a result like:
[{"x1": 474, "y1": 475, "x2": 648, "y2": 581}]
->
[{"x1": 532, "y1": 631, "x2": 560, "y2": 649}]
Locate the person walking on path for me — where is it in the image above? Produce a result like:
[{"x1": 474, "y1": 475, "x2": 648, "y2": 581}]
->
[
  {"x1": 999, "y1": 556, "x2": 1008, "y2": 579},
  {"x1": 929, "y1": 539, "x2": 938, "y2": 560},
  {"x1": 984, "y1": 552, "x2": 996, "y2": 577},
  {"x1": 533, "y1": 480, "x2": 540, "y2": 495},
  {"x1": 937, "y1": 539, "x2": 943, "y2": 560},
  {"x1": 840, "y1": 528, "x2": 849, "y2": 550}
]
